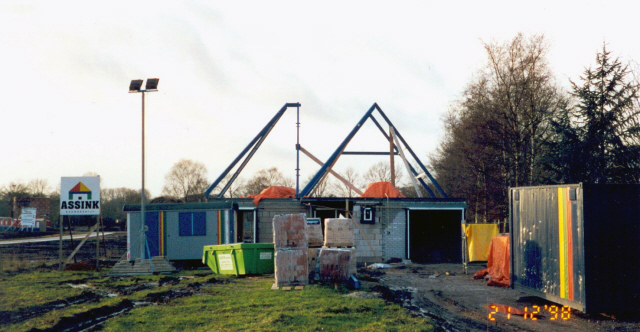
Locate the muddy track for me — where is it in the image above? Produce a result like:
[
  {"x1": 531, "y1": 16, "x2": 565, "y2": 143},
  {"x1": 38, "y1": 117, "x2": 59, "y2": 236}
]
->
[
  {"x1": 25, "y1": 281, "x2": 215, "y2": 332},
  {"x1": 370, "y1": 263, "x2": 640, "y2": 332},
  {"x1": 0, "y1": 291, "x2": 102, "y2": 325},
  {"x1": 373, "y1": 285, "x2": 502, "y2": 332},
  {"x1": 1, "y1": 274, "x2": 228, "y2": 330}
]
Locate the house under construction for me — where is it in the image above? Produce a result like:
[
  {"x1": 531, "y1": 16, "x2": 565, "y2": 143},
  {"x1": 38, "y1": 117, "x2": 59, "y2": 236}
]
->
[{"x1": 124, "y1": 103, "x2": 466, "y2": 264}]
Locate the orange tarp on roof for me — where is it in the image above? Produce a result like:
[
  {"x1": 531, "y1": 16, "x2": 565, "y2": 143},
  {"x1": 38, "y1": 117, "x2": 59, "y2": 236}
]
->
[
  {"x1": 361, "y1": 181, "x2": 405, "y2": 198},
  {"x1": 248, "y1": 186, "x2": 296, "y2": 206}
]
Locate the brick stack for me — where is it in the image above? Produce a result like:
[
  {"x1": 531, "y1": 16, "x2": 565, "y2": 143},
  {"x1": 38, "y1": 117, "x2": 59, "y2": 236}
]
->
[
  {"x1": 307, "y1": 218, "x2": 323, "y2": 247},
  {"x1": 318, "y1": 218, "x2": 357, "y2": 282},
  {"x1": 273, "y1": 213, "x2": 308, "y2": 287},
  {"x1": 323, "y1": 218, "x2": 355, "y2": 247},
  {"x1": 306, "y1": 218, "x2": 323, "y2": 281}
]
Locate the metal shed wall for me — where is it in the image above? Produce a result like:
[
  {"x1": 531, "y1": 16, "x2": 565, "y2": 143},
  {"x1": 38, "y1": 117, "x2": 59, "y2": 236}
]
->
[{"x1": 510, "y1": 184, "x2": 640, "y2": 314}]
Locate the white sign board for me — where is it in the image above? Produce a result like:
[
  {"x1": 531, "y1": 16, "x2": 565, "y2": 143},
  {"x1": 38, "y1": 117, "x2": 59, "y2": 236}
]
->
[
  {"x1": 21, "y1": 208, "x2": 37, "y2": 227},
  {"x1": 218, "y1": 254, "x2": 234, "y2": 270},
  {"x1": 60, "y1": 176, "x2": 101, "y2": 215}
]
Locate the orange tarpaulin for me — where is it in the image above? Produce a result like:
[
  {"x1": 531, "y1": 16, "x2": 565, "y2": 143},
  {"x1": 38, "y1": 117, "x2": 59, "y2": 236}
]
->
[
  {"x1": 473, "y1": 234, "x2": 510, "y2": 287},
  {"x1": 361, "y1": 181, "x2": 405, "y2": 198},
  {"x1": 248, "y1": 186, "x2": 296, "y2": 206}
]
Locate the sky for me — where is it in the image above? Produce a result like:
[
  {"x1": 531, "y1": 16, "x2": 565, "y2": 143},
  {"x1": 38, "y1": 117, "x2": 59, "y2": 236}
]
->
[{"x1": 2, "y1": 0, "x2": 640, "y2": 197}]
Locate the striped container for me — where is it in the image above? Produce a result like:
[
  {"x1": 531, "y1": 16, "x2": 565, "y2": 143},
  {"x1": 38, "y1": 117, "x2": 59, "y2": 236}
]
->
[{"x1": 510, "y1": 184, "x2": 640, "y2": 315}]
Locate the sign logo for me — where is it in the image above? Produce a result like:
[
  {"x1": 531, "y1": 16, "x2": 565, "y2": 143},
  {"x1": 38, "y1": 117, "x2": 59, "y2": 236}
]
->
[
  {"x1": 60, "y1": 176, "x2": 101, "y2": 215},
  {"x1": 69, "y1": 182, "x2": 92, "y2": 200}
]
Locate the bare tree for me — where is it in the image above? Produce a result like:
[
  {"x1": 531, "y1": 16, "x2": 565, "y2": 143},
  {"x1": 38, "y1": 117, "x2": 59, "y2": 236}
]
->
[
  {"x1": 331, "y1": 167, "x2": 362, "y2": 197},
  {"x1": 241, "y1": 167, "x2": 294, "y2": 196},
  {"x1": 0, "y1": 181, "x2": 30, "y2": 217},
  {"x1": 102, "y1": 187, "x2": 144, "y2": 222},
  {"x1": 161, "y1": 159, "x2": 209, "y2": 202},
  {"x1": 27, "y1": 179, "x2": 51, "y2": 197},
  {"x1": 363, "y1": 161, "x2": 404, "y2": 186},
  {"x1": 305, "y1": 174, "x2": 335, "y2": 197},
  {"x1": 430, "y1": 33, "x2": 566, "y2": 222},
  {"x1": 209, "y1": 174, "x2": 247, "y2": 198}
]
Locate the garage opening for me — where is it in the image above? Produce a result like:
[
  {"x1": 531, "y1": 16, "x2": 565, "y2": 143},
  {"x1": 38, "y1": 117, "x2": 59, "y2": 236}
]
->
[{"x1": 408, "y1": 209, "x2": 463, "y2": 263}]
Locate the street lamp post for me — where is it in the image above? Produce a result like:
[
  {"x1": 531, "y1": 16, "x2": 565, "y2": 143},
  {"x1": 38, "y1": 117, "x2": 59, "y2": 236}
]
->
[{"x1": 129, "y1": 78, "x2": 159, "y2": 262}]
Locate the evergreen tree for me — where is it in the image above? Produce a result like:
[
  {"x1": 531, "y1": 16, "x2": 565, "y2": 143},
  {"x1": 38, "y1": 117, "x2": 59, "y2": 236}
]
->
[{"x1": 563, "y1": 45, "x2": 640, "y2": 183}]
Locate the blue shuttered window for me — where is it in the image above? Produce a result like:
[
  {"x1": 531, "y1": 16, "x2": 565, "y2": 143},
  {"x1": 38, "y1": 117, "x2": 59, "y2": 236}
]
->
[{"x1": 178, "y1": 212, "x2": 206, "y2": 236}]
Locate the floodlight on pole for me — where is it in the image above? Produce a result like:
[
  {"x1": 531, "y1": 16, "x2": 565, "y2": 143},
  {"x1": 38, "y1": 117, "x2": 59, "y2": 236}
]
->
[
  {"x1": 129, "y1": 80, "x2": 143, "y2": 92},
  {"x1": 129, "y1": 78, "x2": 159, "y2": 262}
]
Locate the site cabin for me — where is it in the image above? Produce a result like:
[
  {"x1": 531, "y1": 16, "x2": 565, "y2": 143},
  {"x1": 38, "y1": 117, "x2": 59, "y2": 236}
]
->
[
  {"x1": 124, "y1": 197, "x2": 466, "y2": 264},
  {"x1": 510, "y1": 183, "x2": 640, "y2": 315}
]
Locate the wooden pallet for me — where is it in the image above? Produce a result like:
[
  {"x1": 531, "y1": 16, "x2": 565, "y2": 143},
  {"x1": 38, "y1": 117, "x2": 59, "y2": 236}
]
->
[{"x1": 271, "y1": 284, "x2": 305, "y2": 290}]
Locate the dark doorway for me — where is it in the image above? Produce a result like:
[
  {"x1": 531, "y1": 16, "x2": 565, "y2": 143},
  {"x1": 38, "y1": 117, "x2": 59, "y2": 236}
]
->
[
  {"x1": 237, "y1": 210, "x2": 254, "y2": 243},
  {"x1": 409, "y1": 209, "x2": 463, "y2": 263}
]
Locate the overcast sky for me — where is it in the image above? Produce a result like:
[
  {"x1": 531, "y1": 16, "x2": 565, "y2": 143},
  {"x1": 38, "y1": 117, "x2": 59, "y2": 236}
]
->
[{"x1": 2, "y1": 1, "x2": 639, "y2": 197}]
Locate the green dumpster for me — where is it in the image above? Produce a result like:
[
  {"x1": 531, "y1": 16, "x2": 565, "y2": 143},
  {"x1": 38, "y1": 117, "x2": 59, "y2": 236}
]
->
[{"x1": 203, "y1": 243, "x2": 275, "y2": 275}]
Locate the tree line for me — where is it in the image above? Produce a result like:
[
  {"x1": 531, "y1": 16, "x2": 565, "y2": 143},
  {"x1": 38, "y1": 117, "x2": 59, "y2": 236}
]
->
[
  {"x1": 166, "y1": 159, "x2": 414, "y2": 201},
  {"x1": 0, "y1": 159, "x2": 417, "y2": 225},
  {"x1": 429, "y1": 33, "x2": 640, "y2": 223}
]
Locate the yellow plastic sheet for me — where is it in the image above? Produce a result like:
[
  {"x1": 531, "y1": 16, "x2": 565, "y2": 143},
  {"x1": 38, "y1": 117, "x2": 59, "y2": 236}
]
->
[{"x1": 465, "y1": 224, "x2": 499, "y2": 262}]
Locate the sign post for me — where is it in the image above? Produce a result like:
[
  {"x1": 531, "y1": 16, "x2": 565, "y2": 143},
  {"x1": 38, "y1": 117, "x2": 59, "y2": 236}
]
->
[{"x1": 59, "y1": 176, "x2": 101, "y2": 270}]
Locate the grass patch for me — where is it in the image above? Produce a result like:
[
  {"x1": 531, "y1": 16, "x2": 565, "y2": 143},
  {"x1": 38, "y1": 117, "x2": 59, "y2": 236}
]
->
[
  {"x1": 102, "y1": 277, "x2": 432, "y2": 331},
  {"x1": 0, "y1": 270, "x2": 95, "y2": 312},
  {"x1": 1, "y1": 269, "x2": 432, "y2": 332}
]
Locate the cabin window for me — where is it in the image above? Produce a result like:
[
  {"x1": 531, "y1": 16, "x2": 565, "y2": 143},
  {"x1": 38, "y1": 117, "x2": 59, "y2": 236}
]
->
[{"x1": 179, "y1": 212, "x2": 206, "y2": 236}]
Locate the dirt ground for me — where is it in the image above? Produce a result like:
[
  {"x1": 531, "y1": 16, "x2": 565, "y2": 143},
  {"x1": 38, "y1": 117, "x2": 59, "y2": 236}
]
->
[
  {"x1": 366, "y1": 262, "x2": 640, "y2": 332},
  {"x1": 0, "y1": 231, "x2": 128, "y2": 269},
  {"x1": 2, "y1": 233, "x2": 640, "y2": 331}
]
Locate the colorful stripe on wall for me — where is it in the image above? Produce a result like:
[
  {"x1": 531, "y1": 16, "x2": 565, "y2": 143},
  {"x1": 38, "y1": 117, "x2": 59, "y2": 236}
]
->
[{"x1": 557, "y1": 187, "x2": 574, "y2": 301}]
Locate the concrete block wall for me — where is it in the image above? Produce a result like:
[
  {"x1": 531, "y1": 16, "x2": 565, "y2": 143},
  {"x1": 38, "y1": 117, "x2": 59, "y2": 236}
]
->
[
  {"x1": 352, "y1": 205, "x2": 382, "y2": 263},
  {"x1": 381, "y1": 208, "x2": 406, "y2": 261},
  {"x1": 256, "y1": 199, "x2": 308, "y2": 243}
]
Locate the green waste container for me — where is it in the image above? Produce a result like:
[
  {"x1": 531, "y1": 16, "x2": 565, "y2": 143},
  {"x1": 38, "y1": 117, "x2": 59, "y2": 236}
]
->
[{"x1": 203, "y1": 243, "x2": 275, "y2": 275}]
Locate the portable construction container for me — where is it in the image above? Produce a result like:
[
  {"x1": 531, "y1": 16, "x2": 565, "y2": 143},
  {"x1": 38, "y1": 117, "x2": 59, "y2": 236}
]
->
[
  {"x1": 510, "y1": 184, "x2": 640, "y2": 314},
  {"x1": 124, "y1": 202, "x2": 237, "y2": 261}
]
